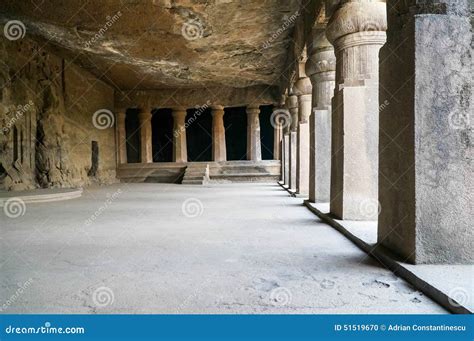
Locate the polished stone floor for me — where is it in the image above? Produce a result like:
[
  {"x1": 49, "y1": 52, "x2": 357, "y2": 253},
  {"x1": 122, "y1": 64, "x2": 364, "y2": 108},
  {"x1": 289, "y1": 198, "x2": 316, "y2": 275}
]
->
[{"x1": 0, "y1": 183, "x2": 446, "y2": 313}]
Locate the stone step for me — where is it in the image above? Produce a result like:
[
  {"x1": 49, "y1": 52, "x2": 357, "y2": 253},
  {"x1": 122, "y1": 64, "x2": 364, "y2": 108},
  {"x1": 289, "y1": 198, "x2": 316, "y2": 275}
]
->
[
  {"x1": 181, "y1": 180, "x2": 205, "y2": 185},
  {"x1": 183, "y1": 175, "x2": 205, "y2": 180},
  {"x1": 181, "y1": 163, "x2": 210, "y2": 185}
]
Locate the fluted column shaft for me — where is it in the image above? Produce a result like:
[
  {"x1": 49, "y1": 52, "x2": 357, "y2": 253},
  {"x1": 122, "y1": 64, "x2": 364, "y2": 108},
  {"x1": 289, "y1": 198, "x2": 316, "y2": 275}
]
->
[
  {"x1": 327, "y1": 0, "x2": 387, "y2": 220},
  {"x1": 116, "y1": 111, "x2": 127, "y2": 164},
  {"x1": 306, "y1": 30, "x2": 336, "y2": 203},
  {"x1": 211, "y1": 106, "x2": 227, "y2": 162},
  {"x1": 172, "y1": 108, "x2": 187, "y2": 163},
  {"x1": 138, "y1": 109, "x2": 153, "y2": 163},
  {"x1": 246, "y1": 105, "x2": 262, "y2": 161}
]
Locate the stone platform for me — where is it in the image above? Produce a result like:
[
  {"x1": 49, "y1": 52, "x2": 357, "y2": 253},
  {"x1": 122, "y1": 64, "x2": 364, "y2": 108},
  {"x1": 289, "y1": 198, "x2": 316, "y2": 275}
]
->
[
  {"x1": 0, "y1": 188, "x2": 83, "y2": 204},
  {"x1": 302, "y1": 200, "x2": 473, "y2": 314},
  {"x1": 117, "y1": 160, "x2": 281, "y2": 184}
]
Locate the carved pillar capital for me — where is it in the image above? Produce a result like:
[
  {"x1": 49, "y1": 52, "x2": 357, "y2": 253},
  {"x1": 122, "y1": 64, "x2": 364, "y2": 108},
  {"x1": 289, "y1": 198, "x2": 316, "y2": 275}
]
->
[
  {"x1": 211, "y1": 105, "x2": 225, "y2": 117},
  {"x1": 326, "y1": 1, "x2": 387, "y2": 46},
  {"x1": 326, "y1": 0, "x2": 387, "y2": 85},
  {"x1": 172, "y1": 107, "x2": 187, "y2": 119}
]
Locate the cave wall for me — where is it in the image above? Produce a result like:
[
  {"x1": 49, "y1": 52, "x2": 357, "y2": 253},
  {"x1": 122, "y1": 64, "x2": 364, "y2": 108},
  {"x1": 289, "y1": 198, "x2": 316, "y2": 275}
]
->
[{"x1": 0, "y1": 38, "x2": 116, "y2": 191}]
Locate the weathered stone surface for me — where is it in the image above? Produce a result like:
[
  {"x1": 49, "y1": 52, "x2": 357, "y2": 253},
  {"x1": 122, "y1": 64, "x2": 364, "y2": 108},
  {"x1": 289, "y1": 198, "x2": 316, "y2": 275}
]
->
[
  {"x1": 378, "y1": 0, "x2": 473, "y2": 264},
  {"x1": 283, "y1": 133, "x2": 290, "y2": 186},
  {"x1": 328, "y1": 0, "x2": 386, "y2": 220},
  {"x1": 306, "y1": 27, "x2": 335, "y2": 203},
  {"x1": 0, "y1": 38, "x2": 116, "y2": 190},
  {"x1": 0, "y1": 0, "x2": 300, "y2": 90},
  {"x1": 115, "y1": 85, "x2": 279, "y2": 110}
]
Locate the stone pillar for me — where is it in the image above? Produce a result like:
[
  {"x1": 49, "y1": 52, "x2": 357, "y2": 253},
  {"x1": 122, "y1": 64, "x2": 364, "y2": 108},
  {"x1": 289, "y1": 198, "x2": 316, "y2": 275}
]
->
[
  {"x1": 281, "y1": 127, "x2": 287, "y2": 183},
  {"x1": 273, "y1": 116, "x2": 282, "y2": 161},
  {"x1": 211, "y1": 106, "x2": 227, "y2": 162},
  {"x1": 326, "y1": 0, "x2": 387, "y2": 220},
  {"x1": 288, "y1": 94, "x2": 298, "y2": 191},
  {"x1": 116, "y1": 111, "x2": 127, "y2": 164},
  {"x1": 138, "y1": 108, "x2": 153, "y2": 163},
  {"x1": 283, "y1": 108, "x2": 290, "y2": 187},
  {"x1": 306, "y1": 29, "x2": 336, "y2": 203},
  {"x1": 172, "y1": 108, "x2": 187, "y2": 163},
  {"x1": 294, "y1": 66, "x2": 312, "y2": 196},
  {"x1": 378, "y1": 0, "x2": 472, "y2": 264},
  {"x1": 246, "y1": 105, "x2": 262, "y2": 161}
]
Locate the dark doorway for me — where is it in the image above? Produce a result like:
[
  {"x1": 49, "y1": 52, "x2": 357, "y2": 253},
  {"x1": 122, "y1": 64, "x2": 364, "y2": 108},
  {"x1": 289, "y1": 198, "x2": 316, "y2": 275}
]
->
[
  {"x1": 186, "y1": 108, "x2": 212, "y2": 162},
  {"x1": 12, "y1": 125, "x2": 19, "y2": 163},
  {"x1": 224, "y1": 106, "x2": 247, "y2": 160},
  {"x1": 152, "y1": 109, "x2": 173, "y2": 162},
  {"x1": 125, "y1": 109, "x2": 141, "y2": 163},
  {"x1": 88, "y1": 141, "x2": 99, "y2": 177},
  {"x1": 260, "y1": 105, "x2": 274, "y2": 160}
]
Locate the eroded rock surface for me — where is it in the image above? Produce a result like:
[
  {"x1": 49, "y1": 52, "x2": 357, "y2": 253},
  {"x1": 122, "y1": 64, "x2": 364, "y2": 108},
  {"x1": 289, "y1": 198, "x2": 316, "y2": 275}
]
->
[
  {"x1": 1, "y1": 0, "x2": 300, "y2": 90},
  {"x1": 0, "y1": 39, "x2": 116, "y2": 191}
]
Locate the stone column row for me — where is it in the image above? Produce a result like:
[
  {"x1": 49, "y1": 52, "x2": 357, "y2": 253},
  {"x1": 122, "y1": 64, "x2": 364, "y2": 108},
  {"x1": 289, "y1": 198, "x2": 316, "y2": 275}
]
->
[
  {"x1": 116, "y1": 104, "x2": 268, "y2": 165},
  {"x1": 290, "y1": 0, "x2": 471, "y2": 264}
]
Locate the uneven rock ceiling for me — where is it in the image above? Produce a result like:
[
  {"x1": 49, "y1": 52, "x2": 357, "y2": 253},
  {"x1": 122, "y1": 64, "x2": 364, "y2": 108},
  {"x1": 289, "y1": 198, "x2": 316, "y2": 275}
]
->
[{"x1": 1, "y1": 0, "x2": 300, "y2": 91}]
